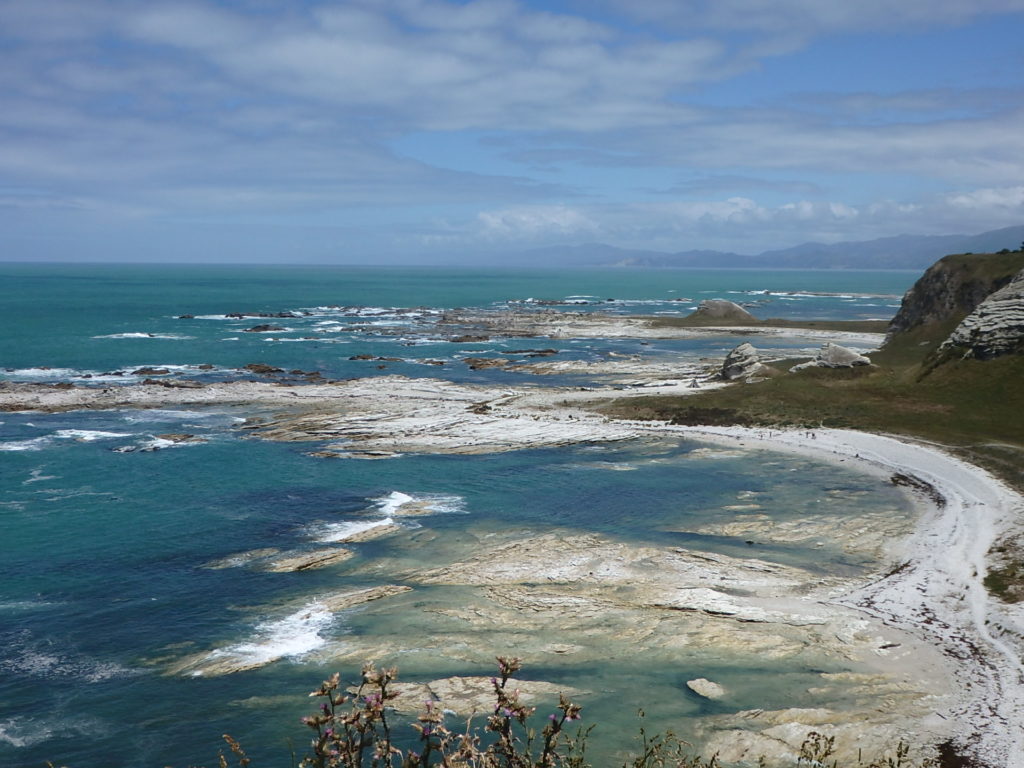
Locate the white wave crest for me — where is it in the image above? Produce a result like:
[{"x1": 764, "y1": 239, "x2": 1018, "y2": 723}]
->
[
  {"x1": 196, "y1": 604, "x2": 335, "y2": 674},
  {"x1": 92, "y1": 332, "x2": 193, "y2": 339},
  {"x1": 314, "y1": 517, "x2": 396, "y2": 543},
  {"x1": 372, "y1": 491, "x2": 466, "y2": 517}
]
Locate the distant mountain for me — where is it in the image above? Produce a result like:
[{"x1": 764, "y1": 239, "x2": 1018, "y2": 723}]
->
[{"x1": 510, "y1": 224, "x2": 1024, "y2": 270}]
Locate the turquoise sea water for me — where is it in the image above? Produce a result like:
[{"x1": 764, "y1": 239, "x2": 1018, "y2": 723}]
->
[{"x1": 0, "y1": 265, "x2": 918, "y2": 767}]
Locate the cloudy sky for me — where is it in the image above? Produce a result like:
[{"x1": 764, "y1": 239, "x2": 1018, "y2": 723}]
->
[{"x1": 2, "y1": 0, "x2": 1024, "y2": 263}]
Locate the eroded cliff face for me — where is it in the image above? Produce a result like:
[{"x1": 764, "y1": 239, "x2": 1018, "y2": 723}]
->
[
  {"x1": 887, "y1": 252, "x2": 1024, "y2": 336},
  {"x1": 938, "y1": 268, "x2": 1024, "y2": 360}
]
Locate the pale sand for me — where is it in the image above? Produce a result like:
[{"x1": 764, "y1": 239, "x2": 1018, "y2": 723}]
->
[{"x1": 669, "y1": 426, "x2": 1024, "y2": 768}]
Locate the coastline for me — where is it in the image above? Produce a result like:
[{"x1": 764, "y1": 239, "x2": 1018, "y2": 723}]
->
[
  {"x1": 666, "y1": 425, "x2": 1024, "y2": 768},
  {"x1": 3, "y1": 376, "x2": 1022, "y2": 764}
]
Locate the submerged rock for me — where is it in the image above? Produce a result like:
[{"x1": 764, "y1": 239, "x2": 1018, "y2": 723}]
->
[
  {"x1": 261, "y1": 547, "x2": 355, "y2": 572},
  {"x1": 687, "y1": 678, "x2": 726, "y2": 700}
]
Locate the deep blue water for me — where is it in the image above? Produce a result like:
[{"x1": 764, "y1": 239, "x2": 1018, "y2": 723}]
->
[{"x1": 0, "y1": 265, "x2": 917, "y2": 767}]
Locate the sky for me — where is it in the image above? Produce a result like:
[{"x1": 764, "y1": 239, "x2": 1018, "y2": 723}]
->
[{"x1": 2, "y1": 0, "x2": 1024, "y2": 263}]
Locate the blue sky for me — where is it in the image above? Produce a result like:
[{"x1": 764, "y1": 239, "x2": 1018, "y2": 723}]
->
[{"x1": 2, "y1": 0, "x2": 1023, "y2": 263}]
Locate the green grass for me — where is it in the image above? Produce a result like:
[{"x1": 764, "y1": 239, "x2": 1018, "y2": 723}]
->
[
  {"x1": 601, "y1": 254, "x2": 1024, "y2": 601},
  {"x1": 600, "y1": 354, "x2": 1024, "y2": 490}
]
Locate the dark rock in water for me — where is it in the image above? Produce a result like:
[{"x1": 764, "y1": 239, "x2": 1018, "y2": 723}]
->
[
  {"x1": 938, "y1": 268, "x2": 1024, "y2": 360},
  {"x1": 197, "y1": 363, "x2": 215, "y2": 370},
  {"x1": 226, "y1": 311, "x2": 303, "y2": 319},
  {"x1": 243, "y1": 324, "x2": 285, "y2": 333},
  {"x1": 507, "y1": 348, "x2": 558, "y2": 356},
  {"x1": 243, "y1": 363, "x2": 284, "y2": 374},
  {"x1": 462, "y1": 357, "x2": 510, "y2": 370},
  {"x1": 451, "y1": 335, "x2": 490, "y2": 343},
  {"x1": 349, "y1": 354, "x2": 376, "y2": 360},
  {"x1": 142, "y1": 378, "x2": 204, "y2": 388},
  {"x1": 132, "y1": 367, "x2": 170, "y2": 376},
  {"x1": 419, "y1": 359, "x2": 446, "y2": 366},
  {"x1": 721, "y1": 342, "x2": 768, "y2": 381},
  {"x1": 687, "y1": 299, "x2": 757, "y2": 323},
  {"x1": 156, "y1": 433, "x2": 197, "y2": 443},
  {"x1": 790, "y1": 343, "x2": 871, "y2": 372},
  {"x1": 177, "y1": 314, "x2": 194, "y2": 319}
]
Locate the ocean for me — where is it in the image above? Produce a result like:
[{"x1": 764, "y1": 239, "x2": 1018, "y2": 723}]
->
[{"x1": 0, "y1": 264, "x2": 919, "y2": 767}]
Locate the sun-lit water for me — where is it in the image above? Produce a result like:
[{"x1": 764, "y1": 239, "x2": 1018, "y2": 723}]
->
[{"x1": 0, "y1": 264, "x2": 918, "y2": 767}]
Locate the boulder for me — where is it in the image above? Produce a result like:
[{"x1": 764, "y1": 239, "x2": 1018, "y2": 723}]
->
[
  {"x1": 937, "y1": 268, "x2": 1024, "y2": 360},
  {"x1": 687, "y1": 299, "x2": 757, "y2": 323},
  {"x1": 721, "y1": 342, "x2": 768, "y2": 381},
  {"x1": 790, "y1": 343, "x2": 871, "y2": 372},
  {"x1": 243, "y1": 363, "x2": 284, "y2": 374},
  {"x1": 686, "y1": 678, "x2": 726, "y2": 700},
  {"x1": 462, "y1": 357, "x2": 510, "y2": 370},
  {"x1": 243, "y1": 324, "x2": 285, "y2": 333}
]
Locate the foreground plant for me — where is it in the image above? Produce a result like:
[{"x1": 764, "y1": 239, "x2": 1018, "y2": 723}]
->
[
  {"x1": 275, "y1": 657, "x2": 587, "y2": 768},
  {"x1": 132, "y1": 659, "x2": 944, "y2": 768}
]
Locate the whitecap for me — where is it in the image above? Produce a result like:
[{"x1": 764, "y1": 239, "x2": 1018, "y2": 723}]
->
[
  {"x1": 53, "y1": 429, "x2": 133, "y2": 441},
  {"x1": 120, "y1": 409, "x2": 220, "y2": 423},
  {"x1": 313, "y1": 517, "x2": 397, "y2": 543},
  {"x1": 92, "y1": 332, "x2": 193, "y2": 340},
  {"x1": 2, "y1": 367, "x2": 81, "y2": 379},
  {"x1": 377, "y1": 491, "x2": 416, "y2": 515},
  {"x1": 0, "y1": 437, "x2": 51, "y2": 451},
  {"x1": 372, "y1": 491, "x2": 466, "y2": 517},
  {"x1": 0, "y1": 634, "x2": 139, "y2": 683},
  {"x1": 23, "y1": 469, "x2": 58, "y2": 484},
  {"x1": 0, "y1": 715, "x2": 109, "y2": 748},
  {"x1": 195, "y1": 603, "x2": 335, "y2": 675}
]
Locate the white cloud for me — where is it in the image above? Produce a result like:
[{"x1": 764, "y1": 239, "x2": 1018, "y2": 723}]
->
[
  {"x1": 946, "y1": 186, "x2": 1024, "y2": 210},
  {"x1": 462, "y1": 189, "x2": 1024, "y2": 252},
  {"x1": 600, "y1": 0, "x2": 1024, "y2": 35},
  {"x1": 476, "y1": 205, "x2": 600, "y2": 239}
]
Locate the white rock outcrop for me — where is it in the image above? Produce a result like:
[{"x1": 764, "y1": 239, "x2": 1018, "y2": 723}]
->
[
  {"x1": 790, "y1": 343, "x2": 871, "y2": 372},
  {"x1": 721, "y1": 342, "x2": 768, "y2": 380},
  {"x1": 690, "y1": 299, "x2": 757, "y2": 323},
  {"x1": 939, "y1": 267, "x2": 1024, "y2": 360},
  {"x1": 686, "y1": 678, "x2": 726, "y2": 700}
]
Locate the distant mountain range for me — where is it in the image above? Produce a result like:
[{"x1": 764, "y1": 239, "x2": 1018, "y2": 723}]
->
[{"x1": 505, "y1": 224, "x2": 1024, "y2": 270}]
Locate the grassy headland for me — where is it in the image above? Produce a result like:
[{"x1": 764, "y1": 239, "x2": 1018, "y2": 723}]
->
[
  {"x1": 605, "y1": 250, "x2": 1024, "y2": 490},
  {"x1": 601, "y1": 251, "x2": 1024, "y2": 599}
]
